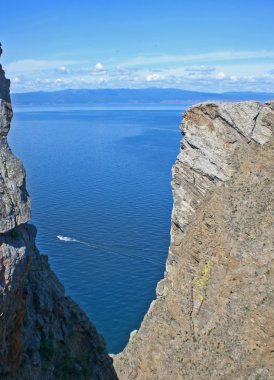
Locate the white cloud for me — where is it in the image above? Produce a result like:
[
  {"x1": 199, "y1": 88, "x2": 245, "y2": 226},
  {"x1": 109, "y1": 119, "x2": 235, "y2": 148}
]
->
[
  {"x1": 230, "y1": 75, "x2": 238, "y2": 82},
  {"x1": 12, "y1": 76, "x2": 21, "y2": 83},
  {"x1": 5, "y1": 52, "x2": 274, "y2": 93},
  {"x1": 56, "y1": 66, "x2": 69, "y2": 74},
  {"x1": 9, "y1": 69, "x2": 274, "y2": 93},
  {"x1": 215, "y1": 72, "x2": 226, "y2": 79},
  {"x1": 146, "y1": 73, "x2": 165, "y2": 82},
  {"x1": 95, "y1": 62, "x2": 104, "y2": 71}
]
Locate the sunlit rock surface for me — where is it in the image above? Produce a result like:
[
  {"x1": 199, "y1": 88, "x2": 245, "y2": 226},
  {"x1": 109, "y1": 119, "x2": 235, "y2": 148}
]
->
[{"x1": 114, "y1": 101, "x2": 274, "y2": 380}]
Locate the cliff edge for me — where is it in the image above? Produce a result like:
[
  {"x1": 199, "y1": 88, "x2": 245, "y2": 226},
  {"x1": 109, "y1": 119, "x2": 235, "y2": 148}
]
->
[
  {"x1": 114, "y1": 101, "x2": 274, "y2": 379},
  {"x1": 0, "y1": 51, "x2": 117, "y2": 379}
]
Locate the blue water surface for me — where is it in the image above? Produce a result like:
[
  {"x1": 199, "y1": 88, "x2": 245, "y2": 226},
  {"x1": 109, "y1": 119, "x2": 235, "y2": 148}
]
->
[{"x1": 8, "y1": 107, "x2": 183, "y2": 353}]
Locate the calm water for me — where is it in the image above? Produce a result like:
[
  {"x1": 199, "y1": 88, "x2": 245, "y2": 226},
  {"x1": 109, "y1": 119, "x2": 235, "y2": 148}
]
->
[{"x1": 9, "y1": 107, "x2": 183, "y2": 353}]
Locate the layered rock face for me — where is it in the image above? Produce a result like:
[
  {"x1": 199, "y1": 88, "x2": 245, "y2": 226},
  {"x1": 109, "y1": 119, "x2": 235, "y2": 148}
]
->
[
  {"x1": 0, "y1": 55, "x2": 117, "y2": 379},
  {"x1": 114, "y1": 101, "x2": 274, "y2": 379}
]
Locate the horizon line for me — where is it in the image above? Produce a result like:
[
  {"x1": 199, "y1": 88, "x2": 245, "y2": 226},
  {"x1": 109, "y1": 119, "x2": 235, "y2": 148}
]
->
[{"x1": 12, "y1": 87, "x2": 274, "y2": 95}]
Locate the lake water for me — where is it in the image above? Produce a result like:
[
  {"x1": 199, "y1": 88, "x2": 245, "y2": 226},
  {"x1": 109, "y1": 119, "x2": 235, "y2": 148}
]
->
[{"x1": 8, "y1": 107, "x2": 183, "y2": 353}]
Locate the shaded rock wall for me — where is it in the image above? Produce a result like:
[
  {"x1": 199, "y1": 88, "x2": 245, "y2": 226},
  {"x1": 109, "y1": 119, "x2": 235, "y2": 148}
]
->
[
  {"x1": 0, "y1": 52, "x2": 117, "y2": 379},
  {"x1": 0, "y1": 65, "x2": 31, "y2": 232},
  {"x1": 114, "y1": 101, "x2": 274, "y2": 380}
]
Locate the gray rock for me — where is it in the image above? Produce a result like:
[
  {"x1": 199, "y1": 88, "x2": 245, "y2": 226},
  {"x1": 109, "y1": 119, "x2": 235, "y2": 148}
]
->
[
  {"x1": 0, "y1": 47, "x2": 118, "y2": 379},
  {"x1": 0, "y1": 64, "x2": 31, "y2": 233},
  {"x1": 0, "y1": 142, "x2": 31, "y2": 232},
  {"x1": 172, "y1": 101, "x2": 274, "y2": 232}
]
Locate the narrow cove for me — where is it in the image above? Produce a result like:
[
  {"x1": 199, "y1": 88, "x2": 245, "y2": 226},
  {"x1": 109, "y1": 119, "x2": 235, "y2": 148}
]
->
[{"x1": 9, "y1": 107, "x2": 182, "y2": 353}]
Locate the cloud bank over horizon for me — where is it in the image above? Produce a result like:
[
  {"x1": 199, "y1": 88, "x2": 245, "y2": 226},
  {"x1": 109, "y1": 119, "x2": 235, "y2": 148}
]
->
[
  {"x1": 2, "y1": 1, "x2": 273, "y2": 93},
  {"x1": 6, "y1": 50, "x2": 274, "y2": 93}
]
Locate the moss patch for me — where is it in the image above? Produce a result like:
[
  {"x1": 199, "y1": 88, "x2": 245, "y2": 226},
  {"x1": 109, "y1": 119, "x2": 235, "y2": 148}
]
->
[{"x1": 196, "y1": 260, "x2": 213, "y2": 301}]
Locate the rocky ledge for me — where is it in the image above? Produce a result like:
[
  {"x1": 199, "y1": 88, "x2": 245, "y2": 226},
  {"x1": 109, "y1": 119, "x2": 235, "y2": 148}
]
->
[
  {"x1": 0, "y1": 51, "x2": 117, "y2": 379},
  {"x1": 114, "y1": 101, "x2": 274, "y2": 379}
]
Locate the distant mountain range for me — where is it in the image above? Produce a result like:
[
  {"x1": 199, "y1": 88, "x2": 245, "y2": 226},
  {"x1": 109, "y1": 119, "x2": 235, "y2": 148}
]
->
[{"x1": 11, "y1": 88, "x2": 274, "y2": 107}]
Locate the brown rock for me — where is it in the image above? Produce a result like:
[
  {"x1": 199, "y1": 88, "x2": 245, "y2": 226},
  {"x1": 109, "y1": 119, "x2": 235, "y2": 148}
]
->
[{"x1": 114, "y1": 101, "x2": 274, "y2": 380}]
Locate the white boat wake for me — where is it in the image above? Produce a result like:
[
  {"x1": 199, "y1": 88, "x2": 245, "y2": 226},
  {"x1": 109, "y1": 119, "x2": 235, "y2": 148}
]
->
[
  {"x1": 57, "y1": 235, "x2": 94, "y2": 247},
  {"x1": 57, "y1": 236, "x2": 165, "y2": 267},
  {"x1": 57, "y1": 235, "x2": 79, "y2": 242}
]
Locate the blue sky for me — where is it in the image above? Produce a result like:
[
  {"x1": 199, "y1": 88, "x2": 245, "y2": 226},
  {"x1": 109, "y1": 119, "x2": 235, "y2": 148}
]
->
[{"x1": 1, "y1": 0, "x2": 274, "y2": 92}]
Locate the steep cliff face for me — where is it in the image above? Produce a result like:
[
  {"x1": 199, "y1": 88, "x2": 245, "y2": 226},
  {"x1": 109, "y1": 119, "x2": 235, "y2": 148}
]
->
[
  {"x1": 114, "y1": 101, "x2": 274, "y2": 379},
  {"x1": 0, "y1": 55, "x2": 117, "y2": 379},
  {"x1": 2, "y1": 43, "x2": 274, "y2": 380},
  {"x1": 0, "y1": 64, "x2": 31, "y2": 232}
]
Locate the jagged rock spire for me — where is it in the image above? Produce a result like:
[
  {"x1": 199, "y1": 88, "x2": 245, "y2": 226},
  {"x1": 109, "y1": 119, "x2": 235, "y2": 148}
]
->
[
  {"x1": 0, "y1": 42, "x2": 11, "y2": 105},
  {"x1": 0, "y1": 41, "x2": 12, "y2": 135},
  {"x1": 0, "y1": 46, "x2": 31, "y2": 232}
]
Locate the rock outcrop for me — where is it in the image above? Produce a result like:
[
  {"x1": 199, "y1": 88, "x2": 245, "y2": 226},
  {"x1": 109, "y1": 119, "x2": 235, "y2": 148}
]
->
[
  {"x1": 114, "y1": 101, "x2": 274, "y2": 379},
  {"x1": 0, "y1": 64, "x2": 31, "y2": 232},
  {"x1": 0, "y1": 50, "x2": 117, "y2": 379}
]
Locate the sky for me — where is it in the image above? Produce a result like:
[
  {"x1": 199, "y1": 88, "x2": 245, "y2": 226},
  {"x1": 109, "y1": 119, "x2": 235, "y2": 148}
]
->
[{"x1": 1, "y1": 0, "x2": 274, "y2": 93}]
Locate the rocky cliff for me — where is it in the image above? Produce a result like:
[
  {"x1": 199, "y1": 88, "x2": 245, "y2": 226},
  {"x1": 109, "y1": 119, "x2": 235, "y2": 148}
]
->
[
  {"x1": 1, "y1": 44, "x2": 274, "y2": 380},
  {"x1": 0, "y1": 53, "x2": 117, "y2": 379},
  {"x1": 114, "y1": 101, "x2": 274, "y2": 379}
]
